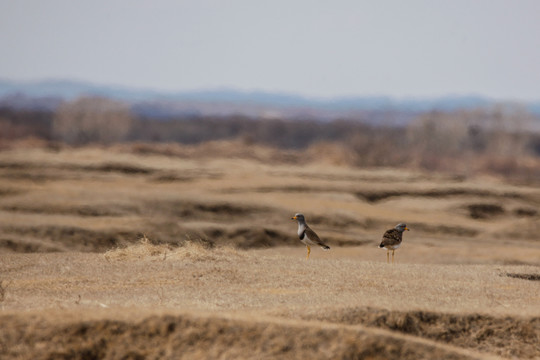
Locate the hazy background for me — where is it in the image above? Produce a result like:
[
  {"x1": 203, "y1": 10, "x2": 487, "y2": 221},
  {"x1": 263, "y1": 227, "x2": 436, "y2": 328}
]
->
[
  {"x1": 1, "y1": 0, "x2": 540, "y2": 183},
  {"x1": 1, "y1": 0, "x2": 539, "y2": 100}
]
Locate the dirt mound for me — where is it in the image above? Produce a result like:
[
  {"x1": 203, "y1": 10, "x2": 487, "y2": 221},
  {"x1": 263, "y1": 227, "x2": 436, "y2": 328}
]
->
[
  {"x1": 355, "y1": 188, "x2": 522, "y2": 203},
  {"x1": 309, "y1": 213, "x2": 365, "y2": 228},
  {"x1": 2, "y1": 225, "x2": 140, "y2": 252},
  {"x1": 513, "y1": 207, "x2": 538, "y2": 217},
  {"x1": 145, "y1": 199, "x2": 266, "y2": 220},
  {"x1": 202, "y1": 227, "x2": 295, "y2": 249},
  {"x1": 0, "y1": 159, "x2": 155, "y2": 176},
  {"x1": 0, "y1": 312, "x2": 489, "y2": 360},
  {"x1": 466, "y1": 204, "x2": 505, "y2": 219},
  {"x1": 302, "y1": 307, "x2": 540, "y2": 359},
  {"x1": 0, "y1": 222, "x2": 298, "y2": 253},
  {"x1": 506, "y1": 273, "x2": 540, "y2": 281},
  {"x1": 412, "y1": 223, "x2": 479, "y2": 237},
  {"x1": 82, "y1": 162, "x2": 155, "y2": 175},
  {"x1": 0, "y1": 198, "x2": 267, "y2": 220},
  {"x1": 0, "y1": 236, "x2": 68, "y2": 253},
  {"x1": 150, "y1": 169, "x2": 223, "y2": 183},
  {"x1": 1, "y1": 203, "x2": 139, "y2": 217},
  {"x1": 0, "y1": 186, "x2": 24, "y2": 197}
]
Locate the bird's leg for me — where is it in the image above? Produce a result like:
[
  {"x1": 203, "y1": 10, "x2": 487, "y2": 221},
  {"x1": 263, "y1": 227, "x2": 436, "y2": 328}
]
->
[
  {"x1": 386, "y1": 250, "x2": 389, "y2": 264},
  {"x1": 392, "y1": 250, "x2": 395, "y2": 264},
  {"x1": 306, "y1": 245, "x2": 311, "y2": 260}
]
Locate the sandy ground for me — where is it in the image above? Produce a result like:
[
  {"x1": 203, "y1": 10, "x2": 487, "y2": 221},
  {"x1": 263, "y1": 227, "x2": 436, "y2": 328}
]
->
[{"x1": 0, "y1": 144, "x2": 539, "y2": 359}]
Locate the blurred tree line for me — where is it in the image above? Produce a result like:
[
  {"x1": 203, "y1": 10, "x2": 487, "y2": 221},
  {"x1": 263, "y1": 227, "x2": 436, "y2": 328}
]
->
[{"x1": 1, "y1": 96, "x2": 539, "y2": 179}]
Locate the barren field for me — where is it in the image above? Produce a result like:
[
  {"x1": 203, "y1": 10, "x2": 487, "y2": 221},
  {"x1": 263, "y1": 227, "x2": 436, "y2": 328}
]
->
[{"x1": 0, "y1": 142, "x2": 539, "y2": 359}]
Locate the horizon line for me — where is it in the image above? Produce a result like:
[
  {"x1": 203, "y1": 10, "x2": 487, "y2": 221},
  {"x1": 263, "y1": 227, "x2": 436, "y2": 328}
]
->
[{"x1": 0, "y1": 76, "x2": 538, "y2": 104}]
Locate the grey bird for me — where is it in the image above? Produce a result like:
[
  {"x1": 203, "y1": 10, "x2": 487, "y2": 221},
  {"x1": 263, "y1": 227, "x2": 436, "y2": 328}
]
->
[
  {"x1": 291, "y1": 213, "x2": 330, "y2": 259},
  {"x1": 378, "y1": 223, "x2": 409, "y2": 264}
]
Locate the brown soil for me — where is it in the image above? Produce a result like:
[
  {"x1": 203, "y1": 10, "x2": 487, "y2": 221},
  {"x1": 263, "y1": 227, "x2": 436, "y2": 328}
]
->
[{"x1": 1, "y1": 144, "x2": 539, "y2": 359}]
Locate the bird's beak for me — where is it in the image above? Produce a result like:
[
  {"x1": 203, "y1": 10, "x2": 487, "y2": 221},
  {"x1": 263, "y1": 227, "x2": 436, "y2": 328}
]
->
[
  {"x1": 405, "y1": 227, "x2": 410, "y2": 231},
  {"x1": 291, "y1": 216, "x2": 297, "y2": 220}
]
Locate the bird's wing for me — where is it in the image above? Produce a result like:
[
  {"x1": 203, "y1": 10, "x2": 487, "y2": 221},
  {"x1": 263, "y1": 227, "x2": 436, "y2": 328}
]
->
[
  {"x1": 379, "y1": 228, "x2": 401, "y2": 247},
  {"x1": 305, "y1": 226, "x2": 330, "y2": 248}
]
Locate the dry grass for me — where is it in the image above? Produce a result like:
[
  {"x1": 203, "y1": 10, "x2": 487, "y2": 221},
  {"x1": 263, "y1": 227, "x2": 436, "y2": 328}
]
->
[
  {"x1": 104, "y1": 235, "x2": 173, "y2": 261},
  {"x1": 0, "y1": 143, "x2": 539, "y2": 359},
  {"x1": 2, "y1": 310, "x2": 505, "y2": 360},
  {"x1": 1, "y1": 248, "x2": 539, "y2": 359},
  {"x1": 301, "y1": 308, "x2": 540, "y2": 359},
  {"x1": 0, "y1": 279, "x2": 10, "y2": 303},
  {"x1": 104, "y1": 236, "x2": 243, "y2": 262}
]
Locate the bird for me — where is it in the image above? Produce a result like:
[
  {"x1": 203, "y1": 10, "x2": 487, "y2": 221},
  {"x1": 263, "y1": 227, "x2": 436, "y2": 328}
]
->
[
  {"x1": 378, "y1": 223, "x2": 409, "y2": 264},
  {"x1": 291, "y1": 213, "x2": 330, "y2": 259}
]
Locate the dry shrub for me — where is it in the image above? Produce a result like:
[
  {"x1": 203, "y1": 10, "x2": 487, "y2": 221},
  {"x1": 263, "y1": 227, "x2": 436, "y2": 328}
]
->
[
  {"x1": 404, "y1": 106, "x2": 540, "y2": 179},
  {"x1": 111, "y1": 127, "x2": 540, "y2": 182},
  {"x1": 53, "y1": 96, "x2": 133, "y2": 145},
  {"x1": 104, "y1": 236, "x2": 171, "y2": 261},
  {"x1": 104, "y1": 236, "x2": 242, "y2": 262},
  {"x1": 346, "y1": 128, "x2": 408, "y2": 167}
]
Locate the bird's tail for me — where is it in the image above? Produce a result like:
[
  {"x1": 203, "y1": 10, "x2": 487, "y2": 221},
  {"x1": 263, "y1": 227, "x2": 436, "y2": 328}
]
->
[
  {"x1": 322, "y1": 245, "x2": 330, "y2": 250},
  {"x1": 378, "y1": 243, "x2": 384, "y2": 248}
]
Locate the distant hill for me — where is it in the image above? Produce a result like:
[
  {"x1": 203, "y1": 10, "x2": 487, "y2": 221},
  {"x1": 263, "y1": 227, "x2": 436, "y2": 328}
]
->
[{"x1": 1, "y1": 79, "x2": 539, "y2": 123}]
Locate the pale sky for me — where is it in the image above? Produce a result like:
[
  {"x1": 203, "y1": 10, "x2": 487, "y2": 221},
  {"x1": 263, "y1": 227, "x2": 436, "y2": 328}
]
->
[{"x1": 1, "y1": 0, "x2": 539, "y2": 100}]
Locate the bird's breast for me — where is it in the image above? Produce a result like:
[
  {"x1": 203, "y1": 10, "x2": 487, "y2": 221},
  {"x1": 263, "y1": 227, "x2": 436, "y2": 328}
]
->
[{"x1": 297, "y1": 225, "x2": 306, "y2": 238}]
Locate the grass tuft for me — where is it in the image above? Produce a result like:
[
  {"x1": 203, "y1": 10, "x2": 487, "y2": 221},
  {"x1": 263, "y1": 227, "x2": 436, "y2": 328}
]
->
[
  {"x1": 104, "y1": 235, "x2": 243, "y2": 262},
  {"x1": 0, "y1": 279, "x2": 11, "y2": 303},
  {"x1": 104, "y1": 235, "x2": 171, "y2": 261}
]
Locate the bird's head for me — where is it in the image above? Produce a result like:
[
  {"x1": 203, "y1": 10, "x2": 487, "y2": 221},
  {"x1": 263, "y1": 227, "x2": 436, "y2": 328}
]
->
[
  {"x1": 395, "y1": 223, "x2": 409, "y2": 232},
  {"x1": 291, "y1": 213, "x2": 305, "y2": 222}
]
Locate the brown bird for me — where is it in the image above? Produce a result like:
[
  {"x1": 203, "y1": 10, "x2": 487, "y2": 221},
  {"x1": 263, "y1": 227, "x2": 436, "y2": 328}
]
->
[
  {"x1": 291, "y1": 213, "x2": 330, "y2": 259},
  {"x1": 378, "y1": 223, "x2": 409, "y2": 264}
]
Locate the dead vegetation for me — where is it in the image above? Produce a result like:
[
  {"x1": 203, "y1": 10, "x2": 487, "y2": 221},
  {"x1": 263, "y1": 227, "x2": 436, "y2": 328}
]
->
[
  {"x1": 1, "y1": 247, "x2": 539, "y2": 359},
  {"x1": 3, "y1": 101, "x2": 540, "y2": 181},
  {"x1": 0, "y1": 144, "x2": 538, "y2": 253},
  {"x1": 1, "y1": 312, "x2": 492, "y2": 360},
  {"x1": 0, "y1": 144, "x2": 539, "y2": 359},
  {"x1": 3, "y1": 224, "x2": 139, "y2": 252},
  {"x1": 301, "y1": 307, "x2": 540, "y2": 359},
  {"x1": 354, "y1": 188, "x2": 523, "y2": 203},
  {"x1": 0, "y1": 279, "x2": 9, "y2": 303},
  {"x1": 466, "y1": 204, "x2": 505, "y2": 219},
  {"x1": 104, "y1": 236, "x2": 243, "y2": 262},
  {"x1": 505, "y1": 273, "x2": 540, "y2": 281}
]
